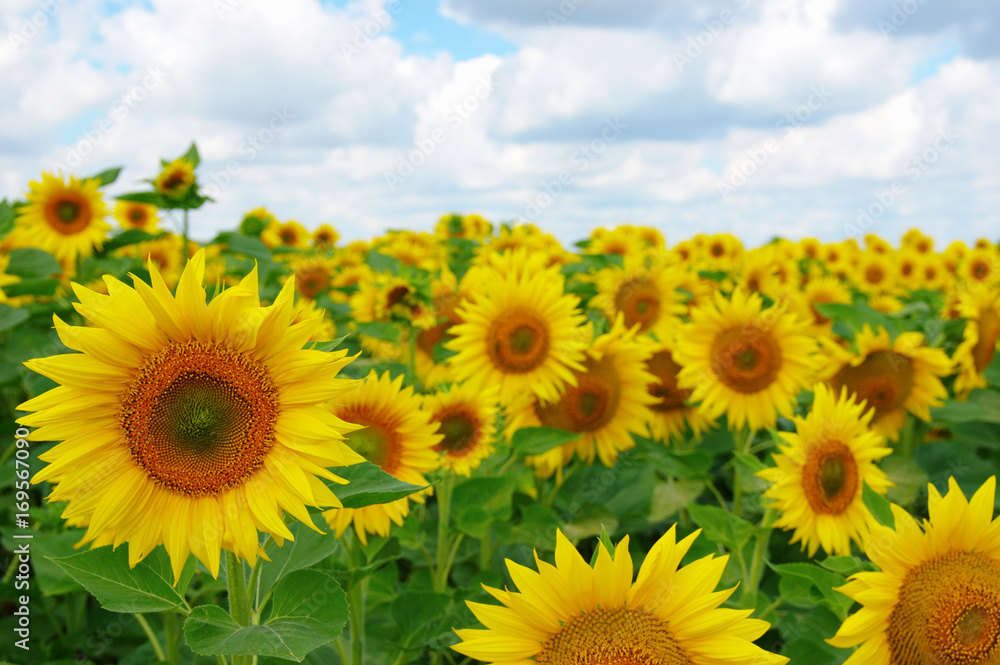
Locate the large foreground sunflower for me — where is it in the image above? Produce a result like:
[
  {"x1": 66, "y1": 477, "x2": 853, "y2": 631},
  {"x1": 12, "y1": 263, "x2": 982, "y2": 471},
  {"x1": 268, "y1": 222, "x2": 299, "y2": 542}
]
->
[
  {"x1": 828, "y1": 476, "x2": 1000, "y2": 665},
  {"x1": 758, "y1": 383, "x2": 893, "y2": 557},
  {"x1": 446, "y1": 254, "x2": 588, "y2": 406},
  {"x1": 10, "y1": 172, "x2": 111, "y2": 262},
  {"x1": 821, "y1": 325, "x2": 954, "y2": 441},
  {"x1": 674, "y1": 288, "x2": 817, "y2": 432},
  {"x1": 18, "y1": 251, "x2": 364, "y2": 581},
  {"x1": 323, "y1": 371, "x2": 441, "y2": 544},
  {"x1": 453, "y1": 527, "x2": 787, "y2": 664}
]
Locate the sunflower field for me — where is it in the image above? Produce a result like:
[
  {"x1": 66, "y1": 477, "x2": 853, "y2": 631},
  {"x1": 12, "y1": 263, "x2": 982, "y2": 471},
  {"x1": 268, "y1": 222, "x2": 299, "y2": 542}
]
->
[{"x1": 2, "y1": 144, "x2": 1000, "y2": 665}]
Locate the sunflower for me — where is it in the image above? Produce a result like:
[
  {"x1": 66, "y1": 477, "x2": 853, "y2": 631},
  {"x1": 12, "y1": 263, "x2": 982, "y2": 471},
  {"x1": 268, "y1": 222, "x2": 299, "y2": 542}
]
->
[
  {"x1": 453, "y1": 526, "x2": 788, "y2": 665},
  {"x1": 793, "y1": 275, "x2": 853, "y2": 335},
  {"x1": 261, "y1": 220, "x2": 310, "y2": 250},
  {"x1": 322, "y1": 371, "x2": 441, "y2": 544},
  {"x1": 154, "y1": 158, "x2": 196, "y2": 201},
  {"x1": 446, "y1": 254, "x2": 588, "y2": 406},
  {"x1": 639, "y1": 336, "x2": 714, "y2": 445},
  {"x1": 239, "y1": 207, "x2": 278, "y2": 237},
  {"x1": 757, "y1": 383, "x2": 893, "y2": 557},
  {"x1": 587, "y1": 226, "x2": 647, "y2": 258},
  {"x1": 0, "y1": 254, "x2": 21, "y2": 303},
  {"x1": 118, "y1": 234, "x2": 185, "y2": 287},
  {"x1": 674, "y1": 288, "x2": 817, "y2": 432},
  {"x1": 17, "y1": 251, "x2": 364, "y2": 581},
  {"x1": 952, "y1": 286, "x2": 1000, "y2": 398},
  {"x1": 286, "y1": 255, "x2": 336, "y2": 301},
  {"x1": 960, "y1": 247, "x2": 1000, "y2": 287},
  {"x1": 507, "y1": 316, "x2": 657, "y2": 476},
  {"x1": 828, "y1": 476, "x2": 1000, "y2": 664},
  {"x1": 854, "y1": 252, "x2": 896, "y2": 295},
  {"x1": 349, "y1": 273, "x2": 435, "y2": 329},
  {"x1": 423, "y1": 382, "x2": 499, "y2": 476},
  {"x1": 10, "y1": 172, "x2": 110, "y2": 262},
  {"x1": 591, "y1": 256, "x2": 686, "y2": 339},
  {"x1": 820, "y1": 325, "x2": 954, "y2": 441},
  {"x1": 114, "y1": 201, "x2": 160, "y2": 232},
  {"x1": 311, "y1": 224, "x2": 339, "y2": 250},
  {"x1": 701, "y1": 233, "x2": 743, "y2": 269},
  {"x1": 413, "y1": 269, "x2": 465, "y2": 389}
]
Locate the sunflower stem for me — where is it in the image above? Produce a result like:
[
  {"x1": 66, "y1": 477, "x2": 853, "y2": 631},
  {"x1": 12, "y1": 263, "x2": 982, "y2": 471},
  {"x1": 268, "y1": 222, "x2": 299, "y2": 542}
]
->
[
  {"x1": 162, "y1": 611, "x2": 181, "y2": 665},
  {"x1": 744, "y1": 507, "x2": 776, "y2": 603},
  {"x1": 731, "y1": 427, "x2": 755, "y2": 517},
  {"x1": 434, "y1": 475, "x2": 455, "y2": 592},
  {"x1": 134, "y1": 614, "x2": 167, "y2": 663},
  {"x1": 346, "y1": 535, "x2": 368, "y2": 665},
  {"x1": 897, "y1": 415, "x2": 916, "y2": 458},
  {"x1": 182, "y1": 209, "x2": 190, "y2": 268},
  {"x1": 480, "y1": 530, "x2": 493, "y2": 570}
]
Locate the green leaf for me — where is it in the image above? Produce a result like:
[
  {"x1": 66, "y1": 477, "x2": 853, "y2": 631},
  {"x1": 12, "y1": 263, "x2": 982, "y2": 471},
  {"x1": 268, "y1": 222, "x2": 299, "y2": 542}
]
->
[
  {"x1": 4, "y1": 278, "x2": 60, "y2": 297},
  {"x1": 215, "y1": 232, "x2": 272, "y2": 261},
  {"x1": 366, "y1": 251, "x2": 401, "y2": 275},
  {"x1": 687, "y1": 503, "x2": 754, "y2": 551},
  {"x1": 392, "y1": 591, "x2": 451, "y2": 648},
  {"x1": 560, "y1": 253, "x2": 623, "y2": 276},
  {"x1": 453, "y1": 477, "x2": 514, "y2": 538},
  {"x1": 0, "y1": 304, "x2": 30, "y2": 332},
  {"x1": 510, "y1": 427, "x2": 580, "y2": 456},
  {"x1": 306, "y1": 335, "x2": 349, "y2": 353},
  {"x1": 819, "y1": 555, "x2": 868, "y2": 577},
  {"x1": 49, "y1": 545, "x2": 193, "y2": 613},
  {"x1": 931, "y1": 390, "x2": 1000, "y2": 425},
  {"x1": 184, "y1": 569, "x2": 348, "y2": 661},
  {"x1": 649, "y1": 479, "x2": 705, "y2": 522},
  {"x1": 354, "y1": 321, "x2": 401, "y2": 343},
  {"x1": 814, "y1": 300, "x2": 892, "y2": 339},
  {"x1": 771, "y1": 563, "x2": 853, "y2": 617},
  {"x1": 696, "y1": 269, "x2": 728, "y2": 282},
  {"x1": 102, "y1": 229, "x2": 162, "y2": 253},
  {"x1": 0, "y1": 199, "x2": 15, "y2": 238},
  {"x1": 5, "y1": 247, "x2": 61, "y2": 278},
  {"x1": 638, "y1": 440, "x2": 713, "y2": 479},
  {"x1": 862, "y1": 481, "x2": 895, "y2": 529},
  {"x1": 432, "y1": 339, "x2": 458, "y2": 363},
  {"x1": 182, "y1": 142, "x2": 201, "y2": 168},
  {"x1": 116, "y1": 192, "x2": 165, "y2": 206},
  {"x1": 325, "y1": 461, "x2": 427, "y2": 509},
  {"x1": 257, "y1": 515, "x2": 341, "y2": 600},
  {"x1": 92, "y1": 167, "x2": 122, "y2": 186},
  {"x1": 566, "y1": 503, "x2": 619, "y2": 545}
]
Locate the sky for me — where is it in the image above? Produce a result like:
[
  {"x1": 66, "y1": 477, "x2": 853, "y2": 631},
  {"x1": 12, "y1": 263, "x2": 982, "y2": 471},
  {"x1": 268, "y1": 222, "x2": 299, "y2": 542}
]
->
[{"x1": 1, "y1": 0, "x2": 998, "y2": 248}]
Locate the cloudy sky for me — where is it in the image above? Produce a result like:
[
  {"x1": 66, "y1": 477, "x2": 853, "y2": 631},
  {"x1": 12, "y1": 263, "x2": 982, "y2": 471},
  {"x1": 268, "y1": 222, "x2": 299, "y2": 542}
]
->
[{"x1": 1, "y1": 0, "x2": 998, "y2": 247}]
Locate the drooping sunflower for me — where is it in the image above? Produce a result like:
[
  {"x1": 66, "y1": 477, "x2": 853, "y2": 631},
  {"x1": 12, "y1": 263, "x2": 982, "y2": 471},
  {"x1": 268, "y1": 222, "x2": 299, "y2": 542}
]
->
[
  {"x1": 153, "y1": 158, "x2": 196, "y2": 201},
  {"x1": 114, "y1": 201, "x2": 160, "y2": 232},
  {"x1": 423, "y1": 382, "x2": 499, "y2": 476},
  {"x1": 323, "y1": 371, "x2": 441, "y2": 544},
  {"x1": 506, "y1": 316, "x2": 657, "y2": 477},
  {"x1": 828, "y1": 476, "x2": 1000, "y2": 664},
  {"x1": 820, "y1": 325, "x2": 954, "y2": 441},
  {"x1": 18, "y1": 251, "x2": 364, "y2": 581},
  {"x1": 952, "y1": 286, "x2": 1000, "y2": 398},
  {"x1": 757, "y1": 383, "x2": 893, "y2": 557},
  {"x1": 674, "y1": 288, "x2": 818, "y2": 432},
  {"x1": 639, "y1": 336, "x2": 714, "y2": 444},
  {"x1": 446, "y1": 254, "x2": 588, "y2": 406},
  {"x1": 591, "y1": 256, "x2": 686, "y2": 339},
  {"x1": 453, "y1": 527, "x2": 788, "y2": 665},
  {"x1": 10, "y1": 172, "x2": 111, "y2": 262}
]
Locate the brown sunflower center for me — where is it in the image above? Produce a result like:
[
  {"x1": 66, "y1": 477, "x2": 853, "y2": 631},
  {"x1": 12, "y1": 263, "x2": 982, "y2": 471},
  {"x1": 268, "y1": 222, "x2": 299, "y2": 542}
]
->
[
  {"x1": 341, "y1": 412, "x2": 398, "y2": 474},
  {"x1": 614, "y1": 280, "x2": 660, "y2": 332},
  {"x1": 161, "y1": 171, "x2": 190, "y2": 195},
  {"x1": 646, "y1": 351, "x2": 690, "y2": 412},
  {"x1": 865, "y1": 265, "x2": 886, "y2": 285},
  {"x1": 831, "y1": 350, "x2": 913, "y2": 419},
  {"x1": 535, "y1": 356, "x2": 620, "y2": 432},
  {"x1": 889, "y1": 551, "x2": 1000, "y2": 665},
  {"x1": 486, "y1": 311, "x2": 550, "y2": 374},
  {"x1": 386, "y1": 285, "x2": 411, "y2": 308},
  {"x1": 118, "y1": 341, "x2": 279, "y2": 496},
  {"x1": 296, "y1": 267, "x2": 329, "y2": 300},
  {"x1": 432, "y1": 408, "x2": 480, "y2": 456},
  {"x1": 971, "y1": 260, "x2": 990, "y2": 281},
  {"x1": 974, "y1": 310, "x2": 1000, "y2": 373},
  {"x1": 709, "y1": 326, "x2": 783, "y2": 393},
  {"x1": 710, "y1": 242, "x2": 724, "y2": 257},
  {"x1": 280, "y1": 229, "x2": 296, "y2": 244},
  {"x1": 801, "y1": 441, "x2": 858, "y2": 514},
  {"x1": 129, "y1": 207, "x2": 147, "y2": 224},
  {"x1": 535, "y1": 606, "x2": 691, "y2": 665},
  {"x1": 45, "y1": 193, "x2": 91, "y2": 234}
]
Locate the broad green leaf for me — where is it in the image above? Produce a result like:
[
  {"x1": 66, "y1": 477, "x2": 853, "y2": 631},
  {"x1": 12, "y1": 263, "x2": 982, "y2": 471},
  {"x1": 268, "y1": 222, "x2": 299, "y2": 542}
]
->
[
  {"x1": 102, "y1": 229, "x2": 161, "y2": 253},
  {"x1": 914, "y1": 440, "x2": 995, "y2": 500},
  {"x1": 819, "y1": 555, "x2": 868, "y2": 577},
  {"x1": 92, "y1": 167, "x2": 122, "y2": 186},
  {"x1": 215, "y1": 232, "x2": 272, "y2": 261},
  {"x1": 931, "y1": 390, "x2": 1000, "y2": 425},
  {"x1": 4, "y1": 278, "x2": 60, "y2": 297},
  {"x1": 0, "y1": 199, "x2": 15, "y2": 238},
  {"x1": 354, "y1": 321, "x2": 401, "y2": 343},
  {"x1": 116, "y1": 192, "x2": 165, "y2": 206},
  {"x1": 325, "y1": 461, "x2": 427, "y2": 509},
  {"x1": 184, "y1": 569, "x2": 348, "y2": 662},
  {"x1": 0, "y1": 305, "x2": 30, "y2": 332},
  {"x1": 510, "y1": 427, "x2": 580, "y2": 456},
  {"x1": 5, "y1": 247, "x2": 61, "y2": 278},
  {"x1": 453, "y1": 477, "x2": 514, "y2": 538},
  {"x1": 687, "y1": 503, "x2": 754, "y2": 551},
  {"x1": 49, "y1": 545, "x2": 193, "y2": 613},
  {"x1": 565, "y1": 503, "x2": 619, "y2": 545},
  {"x1": 392, "y1": 591, "x2": 451, "y2": 648},
  {"x1": 182, "y1": 142, "x2": 201, "y2": 168},
  {"x1": 366, "y1": 251, "x2": 401, "y2": 275},
  {"x1": 257, "y1": 515, "x2": 341, "y2": 600},
  {"x1": 638, "y1": 440, "x2": 713, "y2": 479},
  {"x1": 814, "y1": 301, "x2": 892, "y2": 339},
  {"x1": 862, "y1": 481, "x2": 895, "y2": 529},
  {"x1": 306, "y1": 335, "x2": 349, "y2": 353},
  {"x1": 649, "y1": 479, "x2": 705, "y2": 522},
  {"x1": 771, "y1": 563, "x2": 853, "y2": 618}
]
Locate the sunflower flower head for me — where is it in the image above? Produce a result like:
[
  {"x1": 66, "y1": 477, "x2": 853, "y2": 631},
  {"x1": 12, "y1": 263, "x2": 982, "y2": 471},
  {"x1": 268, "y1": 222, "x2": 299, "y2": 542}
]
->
[
  {"x1": 10, "y1": 172, "x2": 111, "y2": 262},
  {"x1": 154, "y1": 158, "x2": 197, "y2": 201}
]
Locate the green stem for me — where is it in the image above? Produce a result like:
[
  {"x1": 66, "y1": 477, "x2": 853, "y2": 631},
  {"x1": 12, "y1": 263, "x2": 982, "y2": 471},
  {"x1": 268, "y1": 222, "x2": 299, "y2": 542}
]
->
[
  {"x1": 757, "y1": 597, "x2": 783, "y2": 622},
  {"x1": 334, "y1": 638, "x2": 349, "y2": 665},
  {"x1": 434, "y1": 475, "x2": 455, "y2": 592},
  {"x1": 731, "y1": 428, "x2": 755, "y2": 518},
  {"x1": 226, "y1": 552, "x2": 252, "y2": 665},
  {"x1": 347, "y1": 535, "x2": 368, "y2": 665},
  {"x1": 897, "y1": 415, "x2": 916, "y2": 458},
  {"x1": 134, "y1": 614, "x2": 166, "y2": 663},
  {"x1": 743, "y1": 507, "x2": 776, "y2": 602},
  {"x1": 480, "y1": 530, "x2": 493, "y2": 570},
  {"x1": 182, "y1": 209, "x2": 190, "y2": 267},
  {"x1": 246, "y1": 552, "x2": 266, "y2": 620},
  {"x1": 162, "y1": 612, "x2": 181, "y2": 665}
]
